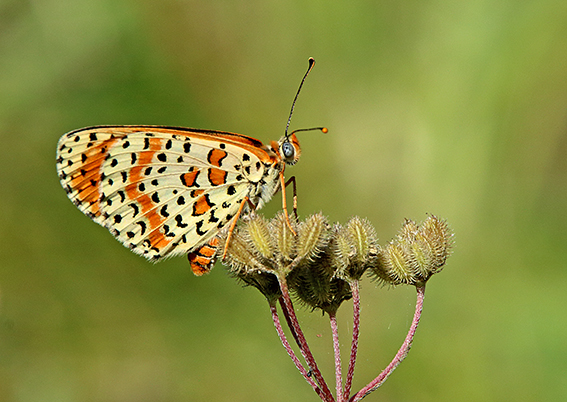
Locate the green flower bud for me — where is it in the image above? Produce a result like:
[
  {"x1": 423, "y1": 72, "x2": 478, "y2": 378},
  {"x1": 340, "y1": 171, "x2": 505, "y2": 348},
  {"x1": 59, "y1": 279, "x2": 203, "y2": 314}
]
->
[
  {"x1": 370, "y1": 215, "x2": 454, "y2": 285},
  {"x1": 246, "y1": 214, "x2": 275, "y2": 261},
  {"x1": 222, "y1": 225, "x2": 267, "y2": 275},
  {"x1": 270, "y1": 211, "x2": 297, "y2": 264},
  {"x1": 296, "y1": 213, "x2": 331, "y2": 262},
  {"x1": 332, "y1": 217, "x2": 379, "y2": 281}
]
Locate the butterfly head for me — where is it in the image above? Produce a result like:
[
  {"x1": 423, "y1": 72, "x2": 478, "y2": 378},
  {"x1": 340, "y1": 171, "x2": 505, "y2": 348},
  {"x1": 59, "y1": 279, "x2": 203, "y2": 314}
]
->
[
  {"x1": 275, "y1": 127, "x2": 327, "y2": 166},
  {"x1": 276, "y1": 133, "x2": 302, "y2": 166}
]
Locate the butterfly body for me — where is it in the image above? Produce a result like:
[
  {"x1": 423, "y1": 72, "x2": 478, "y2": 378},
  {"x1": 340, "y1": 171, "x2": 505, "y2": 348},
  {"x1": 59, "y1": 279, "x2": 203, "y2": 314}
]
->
[{"x1": 57, "y1": 125, "x2": 299, "y2": 270}]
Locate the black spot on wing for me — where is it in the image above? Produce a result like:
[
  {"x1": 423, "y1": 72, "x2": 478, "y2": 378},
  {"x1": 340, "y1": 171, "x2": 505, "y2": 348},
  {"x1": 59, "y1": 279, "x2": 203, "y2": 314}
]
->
[
  {"x1": 209, "y1": 210, "x2": 219, "y2": 223},
  {"x1": 176, "y1": 214, "x2": 188, "y2": 228},
  {"x1": 163, "y1": 224, "x2": 175, "y2": 237},
  {"x1": 195, "y1": 220, "x2": 206, "y2": 236},
  {"x1": 136, "y1": 221, "x2": 146, "y2": 235},
  {"x1": 130, "y1": 203, "x2": 139, "y2": 217}
]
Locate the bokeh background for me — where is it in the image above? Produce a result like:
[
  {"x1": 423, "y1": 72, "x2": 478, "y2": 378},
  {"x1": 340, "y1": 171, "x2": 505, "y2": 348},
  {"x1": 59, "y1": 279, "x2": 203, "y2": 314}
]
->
[{"x1": 1, "y1": 1, "x2": 566, "y2": 401}]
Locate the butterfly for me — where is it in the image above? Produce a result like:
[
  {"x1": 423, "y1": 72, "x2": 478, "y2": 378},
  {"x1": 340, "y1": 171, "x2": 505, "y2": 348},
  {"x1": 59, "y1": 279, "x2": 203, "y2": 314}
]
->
[{"x1": 56, "y1": 58, "x2": 326, "y2": 275}]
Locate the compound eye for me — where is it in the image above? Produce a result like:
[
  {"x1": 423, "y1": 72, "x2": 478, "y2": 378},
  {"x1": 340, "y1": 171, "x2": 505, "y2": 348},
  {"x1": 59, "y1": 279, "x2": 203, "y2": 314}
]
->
[{"x1": 281, "y1": 141, "x2": 295, "y2": 159}]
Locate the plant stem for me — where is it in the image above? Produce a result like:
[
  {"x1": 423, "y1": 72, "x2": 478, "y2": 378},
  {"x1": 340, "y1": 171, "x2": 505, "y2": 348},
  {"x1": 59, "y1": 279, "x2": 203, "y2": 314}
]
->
[
  {"x1": 343, "y1": 280, "x2": 360, "y2": 401},
  {"x1": 329, "y1": 312, "x2": 343, "y2": 402},
  {"x1": 278, "y1": 275, "x2": 335, "y2": 402},
  {"x1": 279, "y1": 297, "x2": 302, "y2": 348},
  {"x1": 350, "y1": 284, "x2": 426, "y2": 402},
  {"x1": 269, "y1": 303, "x2": 324, "y2": 398}
]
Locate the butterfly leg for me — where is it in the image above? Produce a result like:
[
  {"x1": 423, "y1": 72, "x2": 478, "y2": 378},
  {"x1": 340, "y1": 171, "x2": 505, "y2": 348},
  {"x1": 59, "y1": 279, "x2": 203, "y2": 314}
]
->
[
  {"x1": 279, "y1": 172, "x2": 298, "y2": 235},
  {"x1": 284, "y1": 175, "x2": 298, "y2": 218},
  {"x1": 188, "y1": 236, "x2": 221, "y2": 276},
  {"x1": 221, "y1": 196, "x2": 254, "y2": 260}
]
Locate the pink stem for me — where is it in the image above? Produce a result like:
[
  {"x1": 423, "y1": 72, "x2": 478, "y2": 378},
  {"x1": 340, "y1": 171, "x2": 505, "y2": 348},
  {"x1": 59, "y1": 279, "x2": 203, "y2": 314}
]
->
[
  {"x1": 279, "y1": 297, "x2": 302, "y2": 348},
  {"x1": 350, "y1": 284, "x2": 426, "y2": 402},
  {"x1": 343, "y1": 281, "x2": 360, "y2": 400},
  {"x1": 329, "y1": 312, "x2": 343, "y2": 402},
  {"x1": 270, "y1": 303, "x2": 323, "y2": 398},
  {"x1": 278, "y1": 276, "x2": 335, "y2": 402}
]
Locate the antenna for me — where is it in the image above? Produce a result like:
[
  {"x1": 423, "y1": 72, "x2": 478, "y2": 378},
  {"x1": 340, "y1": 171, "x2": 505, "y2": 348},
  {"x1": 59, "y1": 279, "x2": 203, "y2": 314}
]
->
[
  {"x1": 290, "y1": 127, "x2": 328, "y2": 136},
  {"x1": 285, "y1": 57, "x2": 316, "y2": 138}
]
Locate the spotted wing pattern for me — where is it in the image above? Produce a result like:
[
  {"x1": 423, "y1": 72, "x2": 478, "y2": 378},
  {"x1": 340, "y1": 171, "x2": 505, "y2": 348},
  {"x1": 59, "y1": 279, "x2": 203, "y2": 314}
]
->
[{"x1": 56, "y1": 126, "x2": 283, "y2": 269}]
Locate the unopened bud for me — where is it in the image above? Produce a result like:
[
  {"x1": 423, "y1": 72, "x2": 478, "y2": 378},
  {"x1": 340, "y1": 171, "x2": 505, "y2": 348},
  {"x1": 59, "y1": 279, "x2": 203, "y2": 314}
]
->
[
  {"x1": 246, "y1": 214, "x2": 275, "y2": 261},
  {"x1": 296, "y1": 213, "x2": 331, "y2": 262},
  {"x1": 370, "y1": 215, "x2": 454, "y2": 285},
  {"x1": 271, "y1": 211, "x2": 297, "y2": 264},
  {"x1": 332, "y1": 217, "x2": 379, "y2": 281}
]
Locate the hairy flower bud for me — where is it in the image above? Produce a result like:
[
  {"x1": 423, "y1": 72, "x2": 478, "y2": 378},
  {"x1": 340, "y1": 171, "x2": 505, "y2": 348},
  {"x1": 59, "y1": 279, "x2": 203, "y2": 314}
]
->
[
  {"x1": 246, "y1": 214, "x2": 275, "y2": 261},
  {"x1": 286, "y1": 213, "x2": 350, "y2": 314},
  {"x1": 222, "y1": 224, "x2": 266, "y2": 275},
  {"x1": 370, "y1": 215, "x2": 454, "y2": 285},
  {"x1": 271, "y1": 211, "x2": 297, "y2": 265},
  {"x1": 296, "y1": 213, "x2": 331, "y2": 262},
  {"x1": 332, "y1": 217, "x2": 379, "y2": 281}
]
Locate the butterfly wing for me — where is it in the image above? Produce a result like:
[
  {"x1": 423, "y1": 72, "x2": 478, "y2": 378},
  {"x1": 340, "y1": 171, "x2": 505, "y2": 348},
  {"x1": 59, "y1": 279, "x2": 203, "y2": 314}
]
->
[{"x1": 56, "y1": 125, "x2": 281, "y2": 261}]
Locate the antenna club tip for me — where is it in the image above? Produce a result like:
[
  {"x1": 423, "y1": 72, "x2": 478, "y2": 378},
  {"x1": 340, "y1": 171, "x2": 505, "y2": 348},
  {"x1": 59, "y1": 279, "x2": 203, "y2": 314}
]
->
[
  {"x1": 321, "y1": 127, "x2": 328, "y2": 134},
  {"x1": 308, "y1": 57, "x2": 315, "y2": 65}
]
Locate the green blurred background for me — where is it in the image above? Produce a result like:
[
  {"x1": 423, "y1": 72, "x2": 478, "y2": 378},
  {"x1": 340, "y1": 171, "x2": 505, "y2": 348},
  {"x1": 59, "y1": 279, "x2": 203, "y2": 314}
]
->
[{"x1": 1, "y1": 0, "x2": 566, "y2": 401}]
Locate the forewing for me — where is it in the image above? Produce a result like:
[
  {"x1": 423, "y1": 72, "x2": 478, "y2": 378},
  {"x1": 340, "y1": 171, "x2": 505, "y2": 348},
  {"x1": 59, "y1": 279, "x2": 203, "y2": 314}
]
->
[{"x1": 56, "y1": 126, "x2": 269, "y2": 260}]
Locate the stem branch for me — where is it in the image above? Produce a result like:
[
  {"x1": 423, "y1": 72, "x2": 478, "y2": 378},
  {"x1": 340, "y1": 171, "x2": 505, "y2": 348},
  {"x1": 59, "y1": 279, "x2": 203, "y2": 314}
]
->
[
  {"x1": 278, "y1": 275, "x2": 335, "y2": 402},
  {"x1": 350, "y1": 284, "x2": 426, "y2": 402},
  {"x1": 330, "y1": 312, "x2": 343, "y2": 402},
  {"x1": 343, "y1": 281, "x2": 360, "y2": 400},
  {"x1": 270, "y1": 303, "x2": 323, "y2": 398}
]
